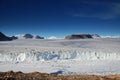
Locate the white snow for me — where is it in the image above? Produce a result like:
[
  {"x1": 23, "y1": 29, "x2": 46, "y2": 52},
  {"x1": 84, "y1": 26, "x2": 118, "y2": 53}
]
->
[
  {"x1": 0, "y1": 38, "x2": 120, "y2": 75},
  {"x1": 101, "y1": 35, "x2": 120, "y2": 38},
  {"x1": 15, "y1": 34, "x2": 25, "y2": 39},
  {"x1": 15, "y1": 34, "x2": 43, "y2": 39},
  {"x1": 47, "y1": 36, "x2": 57, "y2": 39}
]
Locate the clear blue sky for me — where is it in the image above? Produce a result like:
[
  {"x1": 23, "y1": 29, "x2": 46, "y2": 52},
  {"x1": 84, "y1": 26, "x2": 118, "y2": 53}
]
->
[{"x1": 0, "y1": 0, "x2": 120, "y2": 37}]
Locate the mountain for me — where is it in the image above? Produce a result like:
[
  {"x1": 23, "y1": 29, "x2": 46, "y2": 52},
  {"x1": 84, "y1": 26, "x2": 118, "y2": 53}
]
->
[
  {"x1": 35, "y1": 35, "x2": 44, "y2": 39},
  {"x1": 10, "y1": 36, "x2": 18, "y2": 40},
  {"x1": 91, "y1": 34, "x2": 101, "y2": 38},
  {"x1": 16, "y1": 34, "x2": 44, "y2": 39},
  {"x1": 65, "y1": 34, "x2": 93, "y2": 39},
  {"x1": 0, "y1": 32, "x2": 12, "y2": 41},
  {"x1": 23, "y1": 34, "x2": 33, "y2": 39},
  {"x1": 65, "y1": 34, "x2": 100, "y2": 39}
]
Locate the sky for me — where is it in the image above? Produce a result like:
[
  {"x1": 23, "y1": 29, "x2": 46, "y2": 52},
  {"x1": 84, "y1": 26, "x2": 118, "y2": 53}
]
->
[{"x1": 0, "y1": 0, "x2": 120, "y2": 38}]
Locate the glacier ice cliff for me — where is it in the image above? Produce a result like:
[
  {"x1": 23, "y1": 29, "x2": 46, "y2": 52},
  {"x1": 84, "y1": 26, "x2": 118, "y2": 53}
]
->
[{"x1": 0, "y1": 49, "x2": 120, "y2": 62}]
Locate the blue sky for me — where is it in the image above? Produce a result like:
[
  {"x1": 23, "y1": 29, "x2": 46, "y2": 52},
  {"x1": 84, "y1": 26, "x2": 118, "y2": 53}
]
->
[{"x1": 0, "y1": 0, "x2": 120, "y2": 38}]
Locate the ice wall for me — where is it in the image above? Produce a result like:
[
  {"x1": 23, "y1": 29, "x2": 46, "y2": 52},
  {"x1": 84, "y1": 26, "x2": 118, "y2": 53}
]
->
[{"x1": 0, "y1": 50, "x2": 120, "y2": 62}]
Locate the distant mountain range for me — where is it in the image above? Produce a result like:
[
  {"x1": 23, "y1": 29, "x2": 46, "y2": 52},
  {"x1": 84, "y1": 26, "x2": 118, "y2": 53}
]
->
[
  {"x1": 0, "y1": 32, "x2": 44, "y2": 41},
  {"x1": 0, "y1": 32, "x2": 101, "y2": 41},
  {"x1": 65, "y1": 34, "x2": 100, "y2": 39},
  {"x1": 0, "y1": 32, "x2": 119, "y2": 41},
  {"x1": 15, "y1": 34, "x2": 44, "y2": 39}
]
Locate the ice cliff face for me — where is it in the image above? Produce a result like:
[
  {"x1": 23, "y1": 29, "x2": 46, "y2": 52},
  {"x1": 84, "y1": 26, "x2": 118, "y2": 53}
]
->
[{"x1": 0, "y1": 49, "x2": 120, "y2": 62}]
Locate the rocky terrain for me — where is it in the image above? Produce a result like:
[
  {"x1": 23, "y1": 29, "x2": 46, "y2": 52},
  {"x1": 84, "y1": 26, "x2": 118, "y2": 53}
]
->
[{"x1": 0, "y1": 71, "x2": 120, "y2": 80}]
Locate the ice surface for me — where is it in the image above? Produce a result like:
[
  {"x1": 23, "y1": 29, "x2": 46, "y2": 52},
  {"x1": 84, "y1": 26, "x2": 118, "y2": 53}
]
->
[
  {"x1": 0, "y1": 49, "x2": 120, "y2": 62},
  {"x1": 0, "y1": 38, "x2": 120, "y2": 75}
]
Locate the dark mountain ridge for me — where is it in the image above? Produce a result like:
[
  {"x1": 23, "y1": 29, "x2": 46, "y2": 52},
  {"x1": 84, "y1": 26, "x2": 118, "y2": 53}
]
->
[
  {"x1": 0, "y1": 32, "x2": 12, "y2": 41},
  {"x1": 65, "y1": 34, "x2": 100, "y2": 39}
]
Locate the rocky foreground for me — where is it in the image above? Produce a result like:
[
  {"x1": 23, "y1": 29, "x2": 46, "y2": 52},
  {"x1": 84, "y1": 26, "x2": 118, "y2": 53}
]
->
[{"x1": 0, "y1": 71, "x2": 120, "y2": 80}]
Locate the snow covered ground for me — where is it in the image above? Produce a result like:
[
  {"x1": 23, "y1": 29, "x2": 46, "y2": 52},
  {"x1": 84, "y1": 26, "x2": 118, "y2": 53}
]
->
[{"x1": 0, "y1": 38, "x2": 120, "y2": 75}]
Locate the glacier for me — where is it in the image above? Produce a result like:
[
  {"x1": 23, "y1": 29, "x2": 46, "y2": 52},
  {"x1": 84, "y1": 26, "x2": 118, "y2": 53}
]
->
[
  {"x1": 0, "y1": 49, "x2": 120, "y2": 62},
  {"x1": 0, "y1": 38, "x2": 120, "y2": 75}
]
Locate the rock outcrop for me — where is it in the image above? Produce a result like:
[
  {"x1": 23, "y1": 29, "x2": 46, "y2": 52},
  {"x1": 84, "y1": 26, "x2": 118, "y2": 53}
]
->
[
  {"x1": 65, "y1": 34, "x2": 93, "y2": 39},
  {"x1": 10, "y1": 36, "x2": 18, "y2": 40},
  {"x1": 35, "y1": 35, "x2": 44, "y2": 39},
  {"x1": 23, "y1": 34, "x2": 33, "y2": 39},
  {"x1": 0, "y1": 32, "x2": 12, "y2": 41}
]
